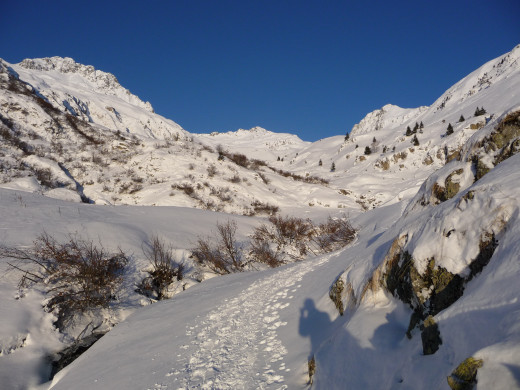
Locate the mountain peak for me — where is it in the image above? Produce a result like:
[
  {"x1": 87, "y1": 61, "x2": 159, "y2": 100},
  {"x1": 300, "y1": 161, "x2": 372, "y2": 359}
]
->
[
  {"x1": 350, "y1": 104, "x2": 426, "y2": 137},
  {"x1": 18, "y1": 57, "x2": 154, "y2": 112}
]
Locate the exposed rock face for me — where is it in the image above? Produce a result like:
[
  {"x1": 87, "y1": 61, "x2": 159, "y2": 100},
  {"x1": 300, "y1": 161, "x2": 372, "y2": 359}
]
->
[
  {"x1": 420, "y1": 315, "x2": 442, "y2": 355},
  {"x1": 471, "y1": 110, "x2": 520, "y2": 181},
  {"x1": 384, "y1": 249, "x2": 465, "y2": 339},
  {"x1": 329, "y1": 276, "x2": 356, "y2": 316},
  {"x1": 380, "y1": 231, "x2": 498, "y2": 351},
  {"x1": 329, "y1": 277, "x2": 345, "y2": 315}
]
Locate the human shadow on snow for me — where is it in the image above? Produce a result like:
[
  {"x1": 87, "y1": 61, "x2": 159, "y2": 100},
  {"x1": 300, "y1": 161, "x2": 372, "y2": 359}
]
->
[{"x1": 298, "y1": 298, "x2": 334, "y2": 360}]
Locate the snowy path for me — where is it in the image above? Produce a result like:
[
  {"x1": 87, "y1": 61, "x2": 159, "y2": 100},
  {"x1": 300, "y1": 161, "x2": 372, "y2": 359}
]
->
[{"x1": 154, "y1": 254, "x2": 334, "y2": 390}]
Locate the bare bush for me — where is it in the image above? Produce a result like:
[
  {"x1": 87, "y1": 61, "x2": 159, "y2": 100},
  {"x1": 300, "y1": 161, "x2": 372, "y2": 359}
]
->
[
  {"x1": 172, "y1": 183, "x2": 196, "y2": 197},
  {"x1": 248, "y1": 214, "x2": 356, "y2": 265},
  {"x1": 228, "y1": 153, "x2": 249, "y2": 168},
  {"x1": 250, "y1": 159, "x2": 268, "y2": 170},
  {"x1": 250, "y1": 200, "x2": 279, "y2": 216},
  {"x1": 228, "y1": 174, "x2": 241, "y2": 183},
  {"x1": 207, "y1": 164, "x2": 218, "y2": 177},
  {"x1": 137, "y1": 236, "x2": 184, "y2": 300},
  {"x1": 1, "y1": 233, "x2": 127, "y2": 329},
  {"x1": 34, "y1": 167, "x2": 55, "y2": 187},
  {"x1": 268, "y1": 166, "x2": 329, "y2": 185},
  {"x1": 192, "y1": 220, "x2": 243, "y2": 274},
  {"x1": 268, "y1": 215, "x2": 314, "y2": 247},
  {"x1": 249, "y1": 234, "x2": 283, "y2": 267},
  {"x1": 314, "y1": 216, "x2": 356, "y2": 252}
]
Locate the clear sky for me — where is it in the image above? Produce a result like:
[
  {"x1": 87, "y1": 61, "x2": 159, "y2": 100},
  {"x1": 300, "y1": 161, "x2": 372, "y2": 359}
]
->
[{"x1": 2, "y1": 1, "x2": 519, "y2": 141}]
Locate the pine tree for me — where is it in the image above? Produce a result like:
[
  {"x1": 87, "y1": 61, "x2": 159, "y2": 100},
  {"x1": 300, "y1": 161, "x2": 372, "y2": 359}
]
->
[
  {"x1": 413, "y1": 122, "x2": 419, "y2": 133},
  {"x1": 458, "y1": 115, "x2": 465, "y2": 122},
  {"x1": 446, "y1": 123, "x2": 454, "y2": 136},
  {"x1": 330, "y1": 162, "x2": 336, "y2": 172},
  {"x1": 411, "y1": 134, "x2": 419, "y2": 146},
  {"x1": 474, "y1": 107, "x2": 487, "y2": 117},
  {"x1": 364, "y1": 146, "x2": 372, "y2": 155},
  {"x1": 344, "y1": 132, "x2": 350, "y2": 141},
  {"x1": 420, "y1": 121, "x2": 424, "y2": 129},
  {"x1": 406, "y1": 126, "x2": 412, "y2": 136},
  {"x1": 319, "y1": 159, "x2": 322, "y2": 166}
]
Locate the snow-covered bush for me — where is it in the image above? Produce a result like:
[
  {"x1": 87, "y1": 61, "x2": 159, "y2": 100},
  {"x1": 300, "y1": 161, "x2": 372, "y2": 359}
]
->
[
  {"x1": 137, "y1": 235, "x2": 184, "y2": 300},
  {"x1": 249, "y1": 215, "x2": 356, "y2": 265},
  {"x1": 192, "y1": 220, "x2": 243, "y2": 274},
  {"x1": 1, "y1": 233, "x2": 128, "y2": 329},
  {"x1": 314, "y1": 216, "x2": 356, "y2": 253}
]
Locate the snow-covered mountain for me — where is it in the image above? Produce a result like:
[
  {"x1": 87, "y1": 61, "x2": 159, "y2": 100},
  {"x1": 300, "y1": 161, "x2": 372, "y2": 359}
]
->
[
  {"x1": 0, "y1": 44, "x2": 519, "y2": 389},
  {"x1": 0, "y1": 57, "x2": 353, "y2": 213},
  {"x1": 194, "y1": 126, "x2": 309, "y2": 162}
]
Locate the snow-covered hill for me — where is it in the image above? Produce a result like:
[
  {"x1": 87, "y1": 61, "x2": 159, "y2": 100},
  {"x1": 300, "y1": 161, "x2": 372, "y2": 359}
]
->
[
  {"x1": 0, "y1": 44, "x2": 519, "y2": 389},
  {"x1": 194, "y1": 126, "x2": 310, "y2": 162}
]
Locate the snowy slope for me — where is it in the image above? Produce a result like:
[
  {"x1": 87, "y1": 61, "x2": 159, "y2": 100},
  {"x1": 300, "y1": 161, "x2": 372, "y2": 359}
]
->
[
  {"x1": 41, "y1": 149, "x2": 520, "y2": 390},
  {"x1": 194, "y1": 126, "x2": 310, "y2": 162},
  {"x1": 273, "y1": 44, "x2": 520, "y2": 210},
  {"x1": 14, "y1": 57, "x2": 184, "y2": 139}
]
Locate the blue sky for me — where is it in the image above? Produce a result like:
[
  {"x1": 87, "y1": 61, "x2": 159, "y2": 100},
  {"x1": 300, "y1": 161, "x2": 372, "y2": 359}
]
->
[{"x1": 2, "y1": 1, "x2": 519, "y2": 141}]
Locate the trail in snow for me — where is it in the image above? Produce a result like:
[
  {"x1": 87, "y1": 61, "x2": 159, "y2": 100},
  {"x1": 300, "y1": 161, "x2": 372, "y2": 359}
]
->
[{"x1": 151, "y1": 253, "x2": 334, "y2": 390}]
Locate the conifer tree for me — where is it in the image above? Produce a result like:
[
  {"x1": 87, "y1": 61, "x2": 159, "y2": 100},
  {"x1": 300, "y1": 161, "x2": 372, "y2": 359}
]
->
[
  {"x1": 364, "y1": 146, "x2": 372, "y2": 155},
  {"x1": 406, "y1": 126, "x2": 412, "y2": 136},
  {"x1": 446, "y1": 123, "x2": 454, "y2": 136},
  {"x1": 319, "y1": 159, "x2": 322, "y2": 166},
  {"x1": 458, "y1": 115, "x2": 465, "y2": 122},
  {"x1": 330, "y1": 162, "x2": 336, "y2": 172},
  {"x1": 474, "y1": 107, "x2": 487, "y2": 117},
  {"x1": 420, "y1": 121, "x2": 424, "y2": 129},
  {"x1": 411, "y1": 134, "x2": 419, "y2": 146},
  {"x1": 344, "y1": 132, "x2": 350, "y2": 141}
]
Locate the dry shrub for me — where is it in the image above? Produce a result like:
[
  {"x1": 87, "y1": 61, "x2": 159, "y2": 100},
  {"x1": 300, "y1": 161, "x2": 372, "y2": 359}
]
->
[
  {"x1": 1, "y1": 233, "x2": 127, "y2": 329},
  {"x1": 248, "y1": 216, "x2": 315, "y2": 263},
  {"x1": 267, "y1": 215, "x2": 314, "y2": 247},
  {"x1": 172, "y1": 183, "x2": 195, "y2": 197},
  {"x1": 34, "y1": 167, "x2": 55, "y2": 187},
  {"x1": 250, "y1": 200, "x2": 279, "y2": 215},
  {"x1": 314, "y1": 216, "x2": 356, "y2": 252},
  {"x1": 228, "y1": 153, "x2": 249, "y2": 167},
  {"x1": 207, "y1": 164, "x2": 218, "y2": 177},
  {"x1": 249, "y1": 238, "x2": 282, "y2": 267},
  {"x1": 192, "y1": 220, "x2": 243, "y2": 274},
  {"x1": 228, "y1": 174, "x2": 241, "y2": 183},
  {"x1": 250, "y1": 215, "x2": 356, "y2": 265},
  {"x1": 267, "y1": 166, "x2": 329, "y2": 185},
  {"x1": 137, "y1": 236, "x2": 184, "y2": 300}
]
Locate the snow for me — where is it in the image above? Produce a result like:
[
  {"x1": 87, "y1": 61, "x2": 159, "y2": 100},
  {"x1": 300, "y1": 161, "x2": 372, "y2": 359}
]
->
[{"x1": 0, "y1": 44, "x2": 519, "y2": 389}]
